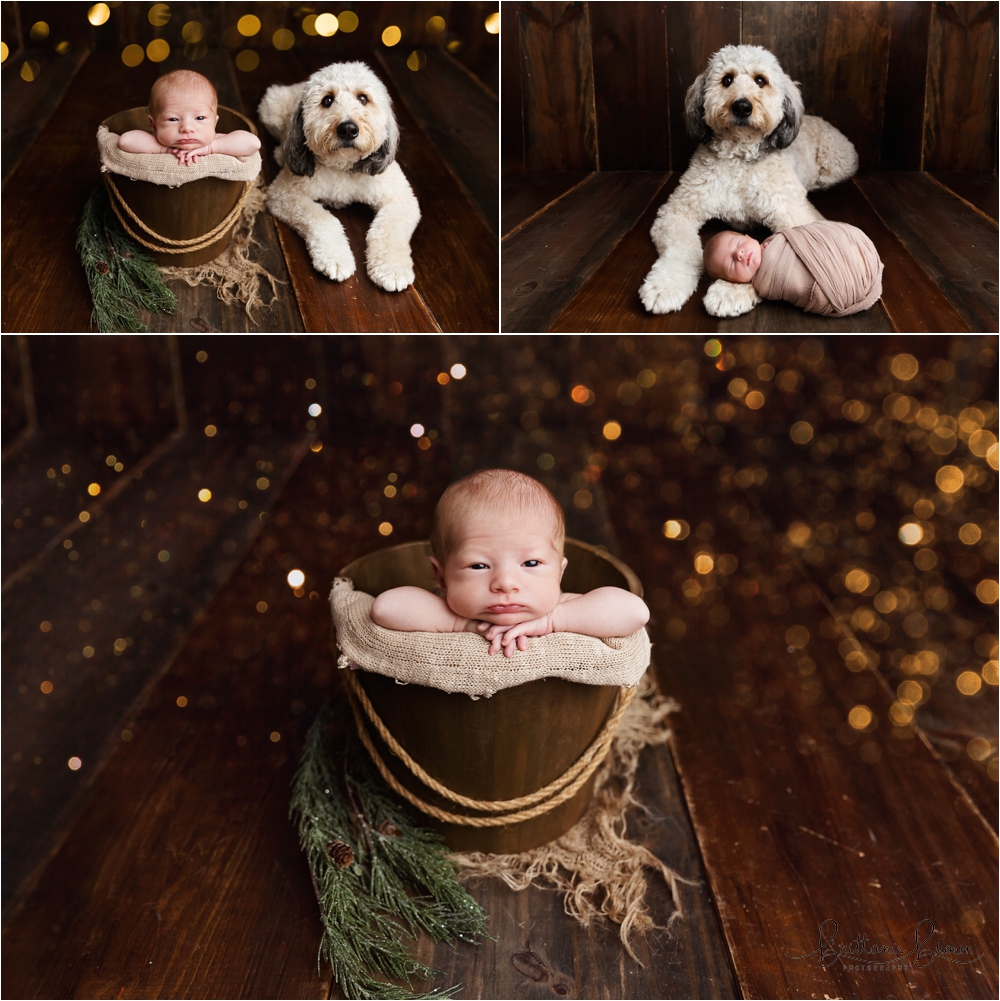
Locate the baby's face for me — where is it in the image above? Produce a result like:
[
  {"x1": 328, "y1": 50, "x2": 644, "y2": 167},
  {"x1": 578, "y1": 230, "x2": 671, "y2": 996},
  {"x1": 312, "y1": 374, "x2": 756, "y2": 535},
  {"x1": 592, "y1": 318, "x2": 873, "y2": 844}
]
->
[
  {"x1": 705, "y1": 231, "x2": 762, "y2": 283},
  {"x1": 149, "y1": 92, "x2": 218, "y2": 149},
  {"x1": 431, "y1": 510, "x2": 566, "y2": 626}
]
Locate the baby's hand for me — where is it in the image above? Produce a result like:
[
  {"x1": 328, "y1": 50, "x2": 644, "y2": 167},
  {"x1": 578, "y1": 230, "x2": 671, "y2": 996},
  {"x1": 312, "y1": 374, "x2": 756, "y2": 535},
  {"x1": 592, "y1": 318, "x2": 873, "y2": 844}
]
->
[
  {"x1": 477, "y1": 614, "x2": 554, "y2": 658},
  {"x1": 173, "y1": 143, "x2": 213, "y2": 166}
]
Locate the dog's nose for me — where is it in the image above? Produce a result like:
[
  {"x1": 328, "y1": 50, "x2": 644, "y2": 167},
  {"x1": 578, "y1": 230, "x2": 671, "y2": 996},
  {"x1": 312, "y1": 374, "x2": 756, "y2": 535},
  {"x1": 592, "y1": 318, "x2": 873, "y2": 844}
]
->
[
  {"x1": 731, "y1": 98, "x2": 752, "y2": 119},
  {"x1": 337, "y1": 120, "x2": 359, "y2": 140}
]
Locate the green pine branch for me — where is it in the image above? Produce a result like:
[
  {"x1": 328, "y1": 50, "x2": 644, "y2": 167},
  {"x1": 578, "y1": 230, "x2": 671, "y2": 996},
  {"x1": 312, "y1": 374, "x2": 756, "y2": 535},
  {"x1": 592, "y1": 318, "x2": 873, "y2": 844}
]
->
[
  {"x1": 290, "y1": 708, "x2": 489, "y2": 1000},
  {"x1": 76, "y1": 186, "x2": 177, "y2": 332}
]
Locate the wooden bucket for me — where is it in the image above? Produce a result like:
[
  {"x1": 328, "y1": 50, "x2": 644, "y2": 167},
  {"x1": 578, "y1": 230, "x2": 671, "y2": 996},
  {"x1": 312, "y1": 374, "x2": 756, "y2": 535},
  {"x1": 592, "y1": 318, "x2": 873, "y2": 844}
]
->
[
  {"x1": 100, "y1": 106, "x2": 258, "y2": 268},
  {"x1": 339, "y1": 539, "x2": 644, "y2": 854}
]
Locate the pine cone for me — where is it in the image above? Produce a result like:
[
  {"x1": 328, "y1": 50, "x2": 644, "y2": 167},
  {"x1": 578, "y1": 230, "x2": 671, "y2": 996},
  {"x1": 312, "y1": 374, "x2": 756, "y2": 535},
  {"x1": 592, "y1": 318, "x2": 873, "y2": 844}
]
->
[
  {"x1": 326, "y1": 839, "x2": 354, "y2": 868},
  {"x1": 96, "y1": 261, "x2": 110, "y2": 275},
  {"x1": 377, "y1": 820, "x2": 402, "y2": 837}
]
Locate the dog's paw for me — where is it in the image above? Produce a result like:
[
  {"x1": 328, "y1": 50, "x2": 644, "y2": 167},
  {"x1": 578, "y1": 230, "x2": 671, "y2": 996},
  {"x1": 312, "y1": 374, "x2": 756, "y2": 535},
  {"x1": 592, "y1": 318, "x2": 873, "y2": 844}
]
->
[
  {"x1": 639, "y1": 270, "x2": 692, "y2": 314},
  {"x1": 703, "y1": 279, "x2": 761, "y2": 317},
  {"x1": 367, "y1": 253, "x2": 414, "y2": 292},
  {"x1": 311, "y1": 250, "x2": 356, "y2": 282}
]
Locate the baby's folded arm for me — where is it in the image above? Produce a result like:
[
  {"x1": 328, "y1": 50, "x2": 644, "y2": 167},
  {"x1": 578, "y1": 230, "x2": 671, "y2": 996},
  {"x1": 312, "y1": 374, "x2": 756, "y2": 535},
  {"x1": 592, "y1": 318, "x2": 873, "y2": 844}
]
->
[
  {"x1": 210, "y1": 130, "x2": 261, "y2": 157},
  {"x1": 117, "y1": 130, "x2": 170, "y2": 154},
  {"x1": 369, "y1": 585, "x2": 467, "y2": 633},
  {"x1": 552, "y1": 587, "x2": 650, "y2": 637}
]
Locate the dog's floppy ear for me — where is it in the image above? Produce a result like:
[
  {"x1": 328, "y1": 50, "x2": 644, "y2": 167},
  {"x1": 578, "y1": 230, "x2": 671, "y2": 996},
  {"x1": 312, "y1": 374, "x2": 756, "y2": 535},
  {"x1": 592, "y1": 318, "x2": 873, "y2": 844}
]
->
[
  {"x1": 353, "y1": 108, "x2": 399, "y2": 176},
  {"x1": 283, "y1": 103, "x2": 315, "y2": 177},
  {"x1": 766, "y1": 77, "x2": 803, "y2": 150},
  {"x1": 684, "y1": 72, "x2": 711, "y2": 143}
]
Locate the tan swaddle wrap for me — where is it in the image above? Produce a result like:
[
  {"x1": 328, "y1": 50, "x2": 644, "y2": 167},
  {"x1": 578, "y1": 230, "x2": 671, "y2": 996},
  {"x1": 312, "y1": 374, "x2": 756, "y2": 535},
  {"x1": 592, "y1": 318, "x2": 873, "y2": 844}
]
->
[{"x1": 753, "y1": 221, "x2": 883, "y2": 316}]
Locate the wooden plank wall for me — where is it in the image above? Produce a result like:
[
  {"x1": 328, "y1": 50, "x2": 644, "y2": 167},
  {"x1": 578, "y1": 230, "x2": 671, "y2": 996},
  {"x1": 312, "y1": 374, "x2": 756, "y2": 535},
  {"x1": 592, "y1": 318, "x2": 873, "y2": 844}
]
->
[
  {"x1": 504, "y1": 1, "x2": 1000, "y2": 173},
  {"x1": 924, "y1": 1, "x2": 1000, "y2": 171},
  {"x1": 518, "y1": 2, "x2": 598, "y2": 172}
]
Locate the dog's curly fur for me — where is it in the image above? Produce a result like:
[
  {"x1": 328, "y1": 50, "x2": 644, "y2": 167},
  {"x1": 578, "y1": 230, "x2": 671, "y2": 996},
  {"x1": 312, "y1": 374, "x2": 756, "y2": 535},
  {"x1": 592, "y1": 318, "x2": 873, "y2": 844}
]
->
[
  {"x1": 258, "y1": 61, "x2": 420, "y2": 291},
  {"x1": 639, "y1": 45, "x2": 858, "y2": 318}
]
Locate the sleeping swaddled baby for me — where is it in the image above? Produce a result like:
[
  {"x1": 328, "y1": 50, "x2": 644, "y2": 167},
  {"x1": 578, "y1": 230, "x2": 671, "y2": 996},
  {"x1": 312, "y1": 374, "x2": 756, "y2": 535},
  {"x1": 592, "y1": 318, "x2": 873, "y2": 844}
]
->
[
  {"x1": 704, "y1": 221, "x2": 884, "y2": 317},
  {"x1": 371, "y1": 469, "x2": 649, "y2": 657},
  {"x1": 118, "y1": 69, "x2": 260, "y2": 166}
]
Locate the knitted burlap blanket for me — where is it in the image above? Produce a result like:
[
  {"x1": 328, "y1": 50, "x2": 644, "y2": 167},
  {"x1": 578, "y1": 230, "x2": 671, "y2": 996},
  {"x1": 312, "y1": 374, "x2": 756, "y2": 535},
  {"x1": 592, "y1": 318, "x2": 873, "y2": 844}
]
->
[
  {"x1": 97, "y1": 125, "x2": 261, "y2": 186},
  {"x1": 329, "y1": 577, "x2": 652, "y2": 698},
  {"x1": 753, "y1": 220, "x2": 883, "y2": 316}
]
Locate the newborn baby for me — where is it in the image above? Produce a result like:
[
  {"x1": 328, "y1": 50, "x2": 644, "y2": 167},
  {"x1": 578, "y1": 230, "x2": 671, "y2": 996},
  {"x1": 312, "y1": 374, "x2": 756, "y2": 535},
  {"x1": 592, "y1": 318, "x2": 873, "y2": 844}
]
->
[
  {"x1": 371, "y1": 469, "x2": 649, "y2": 657},
  {"x1": 704, "y1": 221, "x2": 884, "y2": 317},
  {"x1": 118, "y1": 69, "x2": 260, "y2": 166}
]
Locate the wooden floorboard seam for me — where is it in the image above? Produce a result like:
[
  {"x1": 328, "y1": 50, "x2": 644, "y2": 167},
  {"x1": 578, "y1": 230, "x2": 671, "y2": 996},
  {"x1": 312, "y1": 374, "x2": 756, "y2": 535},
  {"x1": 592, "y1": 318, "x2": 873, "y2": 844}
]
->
[
  {"x1": 1, "y1": 429, "x2": 183, "y2": 593},
  {"x1": 442, "y1": 48, "x2": 498, "y2": 101},
  {"x1": 502, "y1": 172, "x2": 600, "y2": 242},
  {"x1": 923, "y1": 170, "x2": 1000, "y2": 227},
  {"x1": 853, "y1": 172, "x2": 996, "y2": 332}
]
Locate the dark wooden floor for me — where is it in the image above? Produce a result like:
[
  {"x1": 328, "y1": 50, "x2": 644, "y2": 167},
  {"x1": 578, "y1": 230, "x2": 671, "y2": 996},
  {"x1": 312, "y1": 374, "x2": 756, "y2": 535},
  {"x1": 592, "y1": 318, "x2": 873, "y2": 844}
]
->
[
  {"x1": 501, "y1": 170, "x2": 999, "y2": 333},
  {"x1": 3, "y1": 335, "x2": 998, "y2": 1000},
  {"x1": 1, "y1": 44, "x2": 497, "y2": 334}
]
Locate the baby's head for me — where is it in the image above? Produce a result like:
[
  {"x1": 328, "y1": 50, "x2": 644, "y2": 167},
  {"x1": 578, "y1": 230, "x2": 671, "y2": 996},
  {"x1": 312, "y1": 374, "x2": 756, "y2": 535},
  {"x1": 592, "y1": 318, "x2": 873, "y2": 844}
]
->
[
  {"x1": 704, "y1": 230, "x2": 762, "y2": 283},
  {"x1": 147, "y1": 70, "x2": 219, "y2": 149},
  {"x1": 430, "y1": 469, "x2": 566, "y2": 626}
]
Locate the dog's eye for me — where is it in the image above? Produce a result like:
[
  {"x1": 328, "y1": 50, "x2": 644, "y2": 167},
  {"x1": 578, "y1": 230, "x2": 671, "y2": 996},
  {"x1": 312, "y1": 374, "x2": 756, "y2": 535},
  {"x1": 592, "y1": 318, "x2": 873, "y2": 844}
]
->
[
  {"x1": 357, "y1": 93, "x2": 368, "y2": 105},
  {"x1": 722, "y1": 74, "x2": 733, "y2": 87},
  {"x1": 321, "y1": 94, "x2": 334, "y2": 108},
  {"x1": 755, "y1": 75, "x2": 767, "y2": 87}
]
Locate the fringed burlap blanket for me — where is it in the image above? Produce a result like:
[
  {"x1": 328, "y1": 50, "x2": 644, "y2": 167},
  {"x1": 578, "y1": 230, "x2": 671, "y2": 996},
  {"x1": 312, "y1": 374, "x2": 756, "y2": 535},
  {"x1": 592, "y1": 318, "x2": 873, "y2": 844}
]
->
[
  {"x1": 455, "y1": 672, "x2": 693, "y2": 959},
  {"x1": 158, "y1": 180, "x2": 281, "y2": 320},
  {"x1": 329, "y1": 577, "x2": 652, "y2": 698},
  {"x1": 753, "y1": 220, "x2": 884, "y2": 316}
]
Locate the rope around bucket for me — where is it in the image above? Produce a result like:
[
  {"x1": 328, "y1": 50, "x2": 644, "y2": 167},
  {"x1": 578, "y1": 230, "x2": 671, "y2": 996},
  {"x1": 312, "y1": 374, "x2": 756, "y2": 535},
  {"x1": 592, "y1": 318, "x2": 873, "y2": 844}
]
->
[
  {"x1": 343, "y1": 669, "x2": 638, "y2": 828},
  {"x1": 103, "y1": 173, "x2": 255, "y2": 254}
]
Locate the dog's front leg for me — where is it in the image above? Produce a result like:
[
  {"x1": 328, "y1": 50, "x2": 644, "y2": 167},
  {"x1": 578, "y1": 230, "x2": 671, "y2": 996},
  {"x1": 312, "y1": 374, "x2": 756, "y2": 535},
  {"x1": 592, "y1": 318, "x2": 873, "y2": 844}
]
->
[
  {"x1": 267, "y1": 172, "x2": 356, "y2": 281},
  {"x1": 766, "y1": 188, "x2": 824, "y2": 232},
  {"x1": 639, "y1": 197, "x2": 704, "y2": 314},
  {"x1": 365, "y1": 185, "x2": 420, "y2": 292}
]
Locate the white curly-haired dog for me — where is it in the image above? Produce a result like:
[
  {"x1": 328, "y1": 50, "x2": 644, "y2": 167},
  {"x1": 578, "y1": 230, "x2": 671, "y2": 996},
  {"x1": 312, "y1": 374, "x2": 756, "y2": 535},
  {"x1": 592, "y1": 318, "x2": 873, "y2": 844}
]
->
[
  {"x1": 258, "y1": 61, "x2": 420, "y2": 292},
  {"x1": 639, "y1": 45, "x2": 858, "y2": 318}
]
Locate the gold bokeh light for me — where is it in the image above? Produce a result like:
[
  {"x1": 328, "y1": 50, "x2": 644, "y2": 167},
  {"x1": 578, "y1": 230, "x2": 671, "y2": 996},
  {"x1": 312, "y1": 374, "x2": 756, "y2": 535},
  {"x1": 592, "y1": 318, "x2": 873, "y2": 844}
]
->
[
  {"x1": 316, "y1": 13, "x2": 339, "y2": 36},
  {"x1": 148, "y1": 4, "x2": 171, "y2": 27},
  {"x1": 848, "y1": 705, "x2": 873, "y2": 730},
  {"x1": 147, "y1": 38, "x2": 170, "y2": 62},
  {"x1": 122, "y1": 44, "x2": 144, "y2": 67},
  {"x1": 935, "y1": 465, "x2": 964, "y2": 493}
]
